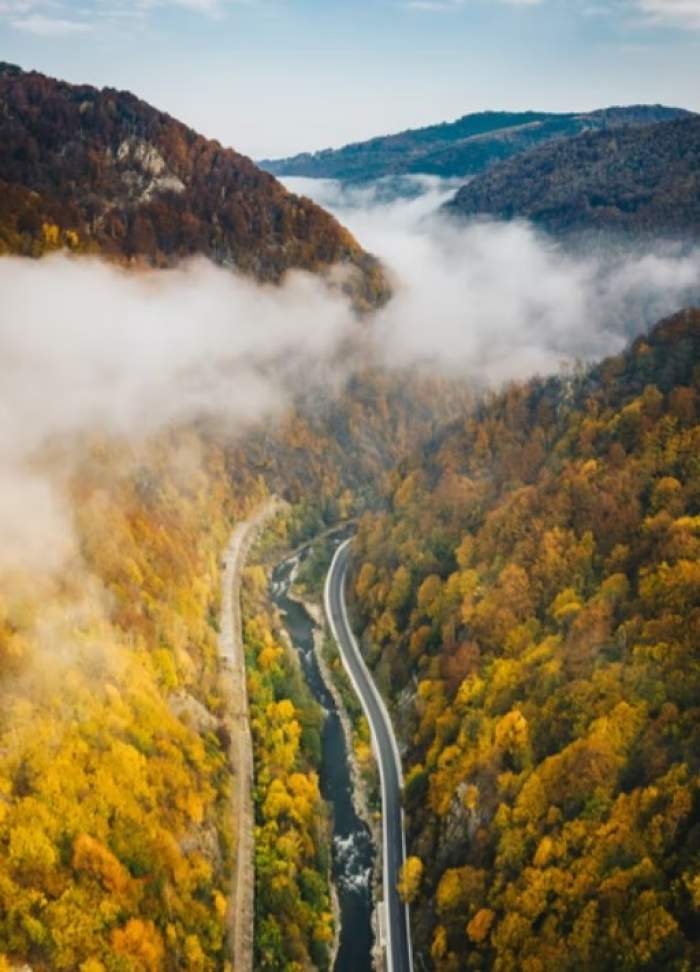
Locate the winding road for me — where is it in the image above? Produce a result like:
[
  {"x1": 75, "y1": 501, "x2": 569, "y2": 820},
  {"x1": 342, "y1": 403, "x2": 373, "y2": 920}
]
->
[{"x1": 324, "y1": 539, "x2": 414, "y2": 972}]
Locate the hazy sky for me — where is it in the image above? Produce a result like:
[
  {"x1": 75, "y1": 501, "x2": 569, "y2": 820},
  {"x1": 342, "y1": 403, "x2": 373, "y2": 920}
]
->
[{"x1": 1, "y1": 0, "x2": 699, "y2": 158}]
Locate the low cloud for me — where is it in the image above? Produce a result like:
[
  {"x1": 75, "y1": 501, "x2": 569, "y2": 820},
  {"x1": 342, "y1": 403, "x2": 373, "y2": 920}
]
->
[
  {"x1": 0, "y1": 255, "x2": 352, "y2": 452},
  {"x1": 0, "y1": 255, "x2": 354, "y2": 572},
  {"x1": 286, "y1": 175, "x2": 700, "y2": 382},
  {"x1": 1, "y1": 177, "x2": 699, "y2": 573}
]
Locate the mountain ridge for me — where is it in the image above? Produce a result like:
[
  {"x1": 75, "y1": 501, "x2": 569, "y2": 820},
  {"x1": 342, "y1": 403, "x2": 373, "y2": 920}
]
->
[
  {"x1": 446, "y1": 114, "x2": 700, "y2": 237},
  {"x1": 261, "y1": 105, "x2": 693, "y2": 183},
  {"x1": 0, "y1": 62, "x2": 387, "y2": 306}
]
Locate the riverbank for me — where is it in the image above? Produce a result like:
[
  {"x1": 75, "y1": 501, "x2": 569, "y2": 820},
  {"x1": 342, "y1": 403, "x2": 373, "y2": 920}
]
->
[
  {"x1": 271, "y1": 552, "x2": 377, "y2": 972},
  {"x1": 272, "y1": 574, "x2": 342, "y2": 972},
  {"x1": 241, "y1": 547, "x2": 336, "y2": 969}
]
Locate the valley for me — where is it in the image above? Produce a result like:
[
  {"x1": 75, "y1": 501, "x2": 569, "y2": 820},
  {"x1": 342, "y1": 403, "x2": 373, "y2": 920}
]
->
[{"x1": 0, "y1": 43, "x2": 698, "y2": 972}]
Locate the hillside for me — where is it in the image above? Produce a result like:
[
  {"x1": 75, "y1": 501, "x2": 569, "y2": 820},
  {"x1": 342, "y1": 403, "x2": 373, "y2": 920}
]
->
[
  {"x1": 0, "y1": 363, "x2": 469, "y2": 970},
  {"x1": 261, "y1": 106, "x2": 691, "y2": 183},
  {"x1": 349, "y1": 308, "x2": 700, "y2": 971},
  {"x1": 0, "y1": 62, "x2": 386, "y2": 304},
  {"x1": 446, "y1": 115, "x2": 700, "y2": 238},
  {"x1": 0, "y1": 435, "x2": 242, "y2": 971}
]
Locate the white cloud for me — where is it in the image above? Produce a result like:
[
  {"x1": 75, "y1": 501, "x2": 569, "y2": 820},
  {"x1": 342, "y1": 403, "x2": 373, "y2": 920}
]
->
[
  {"x1": 0, "y1": 254, "x2": 354, "y2": 573},
  {"x1": 284, "y1": 175, "x2": 700, "y2": 383},
  {"x1": 402, "y1": 0, "x2": 541, "y2": 9},
  {"x1": 1, "y1": 0, "x2": 246, "y2": 34},
  {"x1": 11, "y1": 12, "x2": 92, "y2": 33},
  {"x1": 400, "y1": 0, "x2": 700, "y2": 20},
  {"x1": 403, "y1": 0, "x2": 464, "y2": 10},
  {"x1": 1, "y1": 179, "x2": 699, "y2": 575},
  {"x1": 140, "y1": 0, "x2": 226, "y2": 11},
  {"x1": 634, "y1": 0, "x2": 700, "y2": 28}
]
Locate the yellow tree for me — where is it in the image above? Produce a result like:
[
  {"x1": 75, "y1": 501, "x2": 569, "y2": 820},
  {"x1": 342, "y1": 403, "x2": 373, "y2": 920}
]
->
[{"x1": 397, "y1": 856, "x2": 423, "y2": 904}]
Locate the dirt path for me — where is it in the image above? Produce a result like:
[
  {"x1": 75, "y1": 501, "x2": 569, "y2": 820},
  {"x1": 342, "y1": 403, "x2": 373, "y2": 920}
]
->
[{"x1": 219, "y1": 499, "x2": 280, "y2": 972}]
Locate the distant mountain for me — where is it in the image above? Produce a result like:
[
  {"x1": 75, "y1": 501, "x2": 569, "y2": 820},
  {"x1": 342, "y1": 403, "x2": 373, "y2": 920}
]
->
[
  {"x1": 0, "y1": 63, "x2": 387, "y2": 305},
  {"x1": 261, "y1": 106, "x2": 693, "y2": 183},
  {"x1": 446, "y1": 115, "x2": 700, "y2": 238}
]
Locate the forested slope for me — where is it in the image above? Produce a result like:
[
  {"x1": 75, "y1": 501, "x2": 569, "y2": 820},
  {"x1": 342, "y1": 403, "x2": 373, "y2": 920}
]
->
[
  {"x1": 0, "y1": 63, "x2": 386, "y2": 305},
  {"x1": 226, "y1": 370, "x2": 471, "y2": 539},
  {"x1": 447, "y1": 116, "x2": 700, "y2": 238},
  {"x1": 0, "y1": 60, "x2": 482, "y2": 972},
  {"x1": 0, "y1": 363, "x2": 470, "y2": 970},
  {"x1": 0, "y1": 434, "x2": 246, "y2": 970},
  {"x1": 262, "y1": 106, "x2": 690, "y2": 183},
  {"x1": 350, "y1": 308, "x2": 700, "y2": 971}
]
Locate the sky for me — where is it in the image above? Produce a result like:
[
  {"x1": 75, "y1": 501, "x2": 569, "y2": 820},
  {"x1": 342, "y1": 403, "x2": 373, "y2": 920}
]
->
[{"x1": 1, "y1": 0, "x2": 699, "y2": 158}]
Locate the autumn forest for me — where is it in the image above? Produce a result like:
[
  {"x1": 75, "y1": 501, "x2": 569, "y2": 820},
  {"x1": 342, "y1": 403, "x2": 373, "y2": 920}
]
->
[{"x1": 0, "y1": 48, "x2": 698, "y2": 972}]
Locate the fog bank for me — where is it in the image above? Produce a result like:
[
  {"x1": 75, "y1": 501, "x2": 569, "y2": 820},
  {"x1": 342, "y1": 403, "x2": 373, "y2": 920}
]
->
[
  {"x1": 0, "y1": 256, "x2": 355, "y2": 572},
  {"x1": 2, "y1": 176, "x2": 699, "y2": 571},
  {"x1": 285, "y1": 174, "x2": 700, "y2": 383}
]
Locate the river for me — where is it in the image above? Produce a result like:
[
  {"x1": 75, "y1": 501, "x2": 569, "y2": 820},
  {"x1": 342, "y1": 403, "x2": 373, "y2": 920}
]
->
[{"x1": 270, "y1": 554, "x2": 374, "y2": 972}]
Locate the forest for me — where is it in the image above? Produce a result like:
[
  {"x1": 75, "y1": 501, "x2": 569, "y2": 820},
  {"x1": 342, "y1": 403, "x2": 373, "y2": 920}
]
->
[
  {"x1": 1, "y1": 55, "x2": 698, "y2": 972},
  {"x1": 447, "y1": 115, "x2": 700, "y2": 237},
  {"x1": 0, "y1": 63, "x2": 387, "y2": 306},
  {"x1": 349, "y1": 308, "x2": 700, "y2": 970},
  {"x1": 0, "y1": 354, "x2": 466, "y2": 970},
  {"x1": 262, "y1": 106, "x2": 688, "y2": 184},
  {"x1": 0, "y1": 433, "x2": 243, "y2": 970},
  {"x1": 242, "y1": 561, "x2": 334, "y2": 971},
  {"x1": 0, "y1": 303, "x2": 697, "y2": 971}
]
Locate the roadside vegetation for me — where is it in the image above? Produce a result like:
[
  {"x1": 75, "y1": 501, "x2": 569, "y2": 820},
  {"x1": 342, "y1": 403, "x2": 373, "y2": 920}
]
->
[{"x1": 241, "y1": 561, "x2": 334, "y2": 972}]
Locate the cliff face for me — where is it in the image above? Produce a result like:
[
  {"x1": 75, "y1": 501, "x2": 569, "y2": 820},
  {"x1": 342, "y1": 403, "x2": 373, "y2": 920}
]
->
[{"x1": 0, "y1": 63, "x2": 387, "y2": 305}]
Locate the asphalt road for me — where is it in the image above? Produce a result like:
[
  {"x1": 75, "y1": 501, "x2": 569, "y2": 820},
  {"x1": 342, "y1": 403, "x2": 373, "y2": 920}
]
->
[{"x1": 324, "y1": 539, "x2": 414, "y2": 972}]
